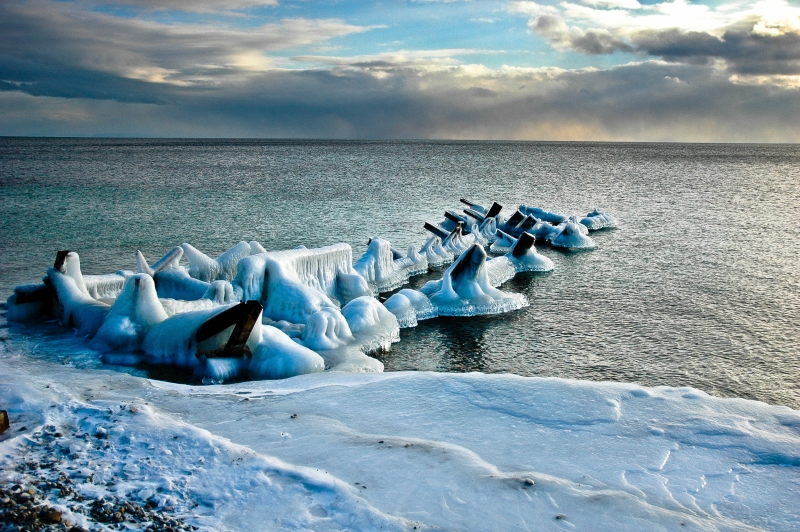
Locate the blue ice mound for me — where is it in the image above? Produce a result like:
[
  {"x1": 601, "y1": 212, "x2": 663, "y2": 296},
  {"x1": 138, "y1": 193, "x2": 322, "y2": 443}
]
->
[
  {"x1": 550, "y1": 221, "x2": 596, "y2": 249},
  {"x1": 419, "y1": 244, "x2": 528, "y2": 316},
  {"x1": 383, "y1": 288, "x2": 438, "y2": 328},
  {"x1": 442, "y1": 223, "x2": 476, "y2": 257},
  {"x1": 135, "y1": 246, "x2": 183, "y2": 277},
  {"x1": 580, "y1": 209, "x2": 618, "y2": 230},
  {"x1": 529, "y1": 218, "x2": 562, "y2": 243},
  {"x1": 489, "y1": 230, "x2": 517, "y2": 254},
  {"x1": 341, "y1": 296, "x2": 400, "y2": 353},
  {"x1": 47, "y1": 252, "x2": 111, "y2": 337},
  {"x1": 233, "y1": 243, "x2": 370, "y2": 323},
  {"x1": 249, "y1": 325, "x2": 325, "y2": 380},
  {"x1": 519, "y1": 205, "x2": 568, "y2": 224},
  {"x1": 486, "y1": 232, "x2": 554, "y2": 287}
]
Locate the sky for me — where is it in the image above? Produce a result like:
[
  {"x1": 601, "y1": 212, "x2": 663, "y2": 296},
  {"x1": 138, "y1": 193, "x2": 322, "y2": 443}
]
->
[{"x1": 1, "y1": 0, "x2": 800, "y2": 141}]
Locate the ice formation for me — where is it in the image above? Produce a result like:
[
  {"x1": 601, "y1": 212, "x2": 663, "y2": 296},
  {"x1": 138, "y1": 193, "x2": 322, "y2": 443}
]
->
[
  {"x1": 512, "y1": 215, "x2": 540, "y2": 238},
  {"x1": 550, "y1": 220, "x2": 596, "y2": 249},
  {"x1": 384, "y1": 288, "x2": 438, "y2": 328},
  {"x1": 182, "y1": 241, "x2": 253, "y2": 282},
  {"x1": 249, "y1": 325, "x2": 324, "y2": 380},
  {"x1": 424, "y1": 221, "x2": 477, "y2": 258},
  {"x1": 234, "y1": 244, "x2": 361, "y2": 315},
  {"x1": 299, "y1": 307, "x2": 354, "y2": 351},
  {"x1": 135, "y1": 246, "x2": 183, "y2": 277},
  {"x1": 489, "y1": 230, "x2": 517, "y2": 254},
  {"x1": 354, "y1": 237, "x2": 426, "y2": 293},
  {"x1": 568, "y1": 215, "x2": 591, "y2": 235},
  {"x1": 441, "y1": 223, "x2": 476, "y2": 257},
  {"x1": 419, "y1": 244, "x2": 528, "y2": 316},
  {"x1": 520, "y1": 205, "x2": 568, "y2": 224},
  {"x1": 420, "y1": 236, "x2": 453, "y2": 268},
  {"x1": 6, "y1": 198, "x2": 616, "y2": 383},
  {"x1": 90, "y1": 274, "x2": 167, "y2": 353},
  {"x1": 528, "y1": 217, "x2": 562, "y2": 242},
  {"x1": 485, "y1": 233, "x2": 554, "y2": 287},
  {"x1": 143, "y1": 300, "x2": 265, "y2": 381},
  {"x1": 340, "y1": 296, "x2": 400, "y2": 353},
  {"x1": 580, "y1": 208, "x2": 619, "y2": 230},
  {"x1": 496, "y1": 210, "x2": 526, "y2": 234},
  {"x1": 47, "y1": 252, "x2": 111, "y2": 337}
]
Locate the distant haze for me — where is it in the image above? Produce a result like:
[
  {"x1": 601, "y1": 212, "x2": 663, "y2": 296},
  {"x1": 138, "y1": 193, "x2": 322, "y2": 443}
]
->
[{"x1": 2, "y1": 0, "x2": 800, "y2": 141}]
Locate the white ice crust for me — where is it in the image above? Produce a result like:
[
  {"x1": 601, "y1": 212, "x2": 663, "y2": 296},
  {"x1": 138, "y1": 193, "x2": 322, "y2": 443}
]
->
[{"x1": 1, "y1": 362, "x2": 796, "y2": 532}]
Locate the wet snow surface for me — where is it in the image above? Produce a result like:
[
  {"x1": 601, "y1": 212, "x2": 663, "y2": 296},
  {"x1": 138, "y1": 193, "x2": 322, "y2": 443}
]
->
[{"x1": 1, "y1": 350, "x2": 798, "y2": 531}]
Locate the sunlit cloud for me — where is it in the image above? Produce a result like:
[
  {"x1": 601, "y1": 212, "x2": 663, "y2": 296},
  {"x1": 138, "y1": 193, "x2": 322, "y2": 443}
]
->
[
  {"x1": 0, "y1": 1, "x2": 379, "y2": 86},
  {"x1": 511, "y1": 0, "x2": 800, "y2": 87},
  {"x1": 1, "y1": 0, "x2": 800, "y2": 140}
]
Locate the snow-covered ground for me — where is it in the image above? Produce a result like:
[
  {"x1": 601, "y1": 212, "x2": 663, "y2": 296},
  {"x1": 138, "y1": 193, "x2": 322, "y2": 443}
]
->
[{"x1": 2, "y1": 347, "x2": 798, "y2": 531}]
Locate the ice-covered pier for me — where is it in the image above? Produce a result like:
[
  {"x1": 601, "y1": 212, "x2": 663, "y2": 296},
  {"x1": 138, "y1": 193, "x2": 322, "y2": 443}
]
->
[{"x1": 6, "y1": 200, "x2": 616, "y2": 382}]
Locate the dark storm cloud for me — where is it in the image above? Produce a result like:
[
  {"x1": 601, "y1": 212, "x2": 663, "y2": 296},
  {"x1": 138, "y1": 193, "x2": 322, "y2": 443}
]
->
[
  {"x1": 159, "y1": 62, "x2": 800, "y2": 141},
  {"x1": 527, "y1": 11, "x2": 800, "y2": 76},
  {"x1": 3, "y1": 60, "x2": 799, "y2": 141},
  {"x1": 0, "y1": 56, "x2": 165, "y2": 103},
  {"x1": 633, "y1": 24, "x2": 800, "y2": 76},
  {"x1": 2, "y1": 0, "x2": 800, "y2": 140}
]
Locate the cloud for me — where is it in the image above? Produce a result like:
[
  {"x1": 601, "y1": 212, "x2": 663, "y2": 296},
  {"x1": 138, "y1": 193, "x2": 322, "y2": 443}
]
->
[
  {"x1": 0, "y1": 1, "x2": 378, "y2": 90},
  {"x1": 74, "y1": 0, "x2": 279, "y2": 14},
  {"x1": 580, "y1": 0, "x2": 642, "y2": 10},
  {"x1": 513, "y1": 0, "x2": 800, "y2": 87},
  {"x1": 3, "y1": 58, "x2": 800, "y2": 142},
  {"x1": 2, "y1": 0, "x2": 800, "y2": 140},
  {"x1": 633, "y1": 24, "x2": 800, "y2": 77},
  {"x1": 292, "y1": 49, "x2": 503, "y2": 76},
  {"x1": 532, "y1": 15, "x2": 632, "y2": 54}
]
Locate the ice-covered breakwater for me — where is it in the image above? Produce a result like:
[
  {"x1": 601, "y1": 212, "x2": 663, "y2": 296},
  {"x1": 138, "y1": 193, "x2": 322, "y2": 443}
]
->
[{"x1": 6, "y1": 200, "x2": 616, "y2": 383}]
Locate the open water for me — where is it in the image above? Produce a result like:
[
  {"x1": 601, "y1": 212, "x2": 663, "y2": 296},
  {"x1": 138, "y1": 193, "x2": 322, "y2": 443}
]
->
[{"x1": 1, "y1": 138, "x2": 798, "y2": 407}]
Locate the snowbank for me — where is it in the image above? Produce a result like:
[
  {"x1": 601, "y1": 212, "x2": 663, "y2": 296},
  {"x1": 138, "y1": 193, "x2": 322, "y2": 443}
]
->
[{"x1": 0, "y1": 353, "x2": 797, "y2": 532}]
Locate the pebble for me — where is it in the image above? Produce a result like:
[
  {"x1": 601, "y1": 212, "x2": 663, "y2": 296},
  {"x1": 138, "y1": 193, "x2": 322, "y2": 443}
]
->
[{"x1": 1, "y1": 472, "x2": 196, "y2": 532}]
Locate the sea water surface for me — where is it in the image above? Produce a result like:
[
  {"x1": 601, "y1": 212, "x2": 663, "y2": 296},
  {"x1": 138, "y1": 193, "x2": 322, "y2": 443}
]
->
[{"x1": 1, "y1": 138, "x2": 798, "y2": 408}]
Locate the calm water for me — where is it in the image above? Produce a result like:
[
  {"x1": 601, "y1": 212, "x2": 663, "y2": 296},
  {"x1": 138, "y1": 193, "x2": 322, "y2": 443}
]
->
[{"x1": 1, "y1": 138, "x2": 798, "y2": 408}]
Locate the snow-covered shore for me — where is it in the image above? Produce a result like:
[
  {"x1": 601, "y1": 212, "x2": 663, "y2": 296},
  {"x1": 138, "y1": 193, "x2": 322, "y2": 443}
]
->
[{"x1": 1, "y1": 349, "x2": 798, "y2": 531}]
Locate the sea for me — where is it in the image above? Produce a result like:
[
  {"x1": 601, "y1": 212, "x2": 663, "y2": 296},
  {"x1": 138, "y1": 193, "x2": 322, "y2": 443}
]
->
[{"x1": 1, "y1": 138, "x2": 798, "y2": 408}]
